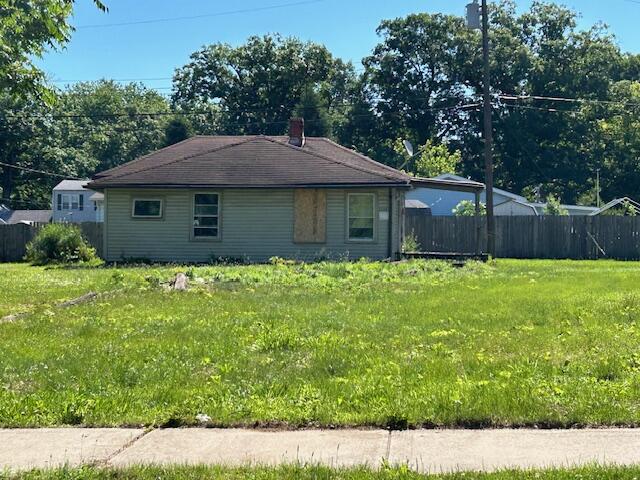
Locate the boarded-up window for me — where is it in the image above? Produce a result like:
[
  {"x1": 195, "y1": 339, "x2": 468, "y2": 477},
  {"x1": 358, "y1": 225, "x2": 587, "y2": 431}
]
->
[{"x1": 294, "y1": 189, "x2": 326, "y2": 243}]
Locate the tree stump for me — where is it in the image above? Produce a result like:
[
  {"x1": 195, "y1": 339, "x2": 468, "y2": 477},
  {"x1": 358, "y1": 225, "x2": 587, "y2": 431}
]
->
[{"x1": 171, "y1": 273, "x2": 189, "y2": 291}]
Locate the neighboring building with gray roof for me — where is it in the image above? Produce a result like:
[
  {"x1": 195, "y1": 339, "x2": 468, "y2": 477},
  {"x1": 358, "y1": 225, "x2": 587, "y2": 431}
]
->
[
  {"x1": 0, "y1": 205, "x2": 51, "y2": 224},
  {"x1": 52, "y1": 179, "x2": 104, "y2": 223},
  {"x1": 407, "y1": 173, "x2": 599, "y2": 216}
]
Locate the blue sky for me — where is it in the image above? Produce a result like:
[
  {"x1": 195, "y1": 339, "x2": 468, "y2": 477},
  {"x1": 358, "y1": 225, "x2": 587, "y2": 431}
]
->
[{"x1": 38, "y1": 0, "x2": 640, "y2": 94}]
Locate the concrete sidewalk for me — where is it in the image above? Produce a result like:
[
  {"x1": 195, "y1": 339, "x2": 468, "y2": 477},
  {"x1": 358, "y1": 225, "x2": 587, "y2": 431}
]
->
[{"x1": 2, "y1": 428, "x2": 640, "y2": 474}]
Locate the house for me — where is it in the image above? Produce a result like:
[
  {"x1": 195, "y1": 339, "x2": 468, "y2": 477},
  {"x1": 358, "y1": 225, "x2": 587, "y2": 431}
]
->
[
  {"x1": 406, "y1": 174, "x2": 599, "y2": 216},
  {"x1": 88, "y1": 119, "x2": 416, "y2": 263},
  {"x1": 0, "y1": 204, "x2": 52, "y2": 225},
  {"x1": 52, "y1": 180, "x2": 104, "y2": 223}
]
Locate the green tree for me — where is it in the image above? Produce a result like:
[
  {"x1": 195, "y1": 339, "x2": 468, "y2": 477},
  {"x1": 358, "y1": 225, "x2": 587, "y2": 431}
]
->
[
  {"x1": 543, "y1": 195, "x2": 569, "y2": 216},
  {"x1": 172, "y1": 35, "x2": 355, "y2": 135},
  {"x1": 362, "y1": 13, "x2": 479, "y2": 151},
  {"x1": 587, "y1": 81, "x2": 640, "y2": 200},
  {"x1": 1, "y1": 81, "x2": 172, "y2": 207},
  {"x1": 54, "y1": 81, "x2": 171, "y2": 173},
  {"x1": 356, "y1": 1, "x2": 635, "y2": 201},
  {"x1": 164, "y1": 117, "x2": 192, "y2": 147},
  {"x1": 393, "y1": 139, "x2": 461, "y2": 177},
  {"x1": 0, "y1": 0, "x2": 106, "y2": 102},
  {"x1": 293, "y1": 86, "x2": 332, "y2": 137}
]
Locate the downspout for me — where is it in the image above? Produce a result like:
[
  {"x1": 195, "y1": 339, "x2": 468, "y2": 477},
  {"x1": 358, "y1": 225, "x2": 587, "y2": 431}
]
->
[
  {"x1": 388, "y1": 188, "x2": 394, "y2": 260},
  {"x1": 102, "y1": 189, "x2": 108, "y2": 261}
]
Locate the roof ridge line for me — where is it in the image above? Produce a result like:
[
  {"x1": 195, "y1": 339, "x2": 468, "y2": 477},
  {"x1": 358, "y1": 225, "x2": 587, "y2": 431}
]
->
[
  {"x1": 265, "y1": 137, "x2": 409, "y2": 183},
  {"x1": 92, "y1": 137, "x2": 259, "y2": 183}
]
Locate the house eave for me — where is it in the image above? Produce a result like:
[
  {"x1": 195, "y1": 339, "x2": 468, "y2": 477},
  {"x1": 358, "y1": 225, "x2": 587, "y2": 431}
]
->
[{"x1": 87, "y1": 182, "x2": 411, "y2": 191}]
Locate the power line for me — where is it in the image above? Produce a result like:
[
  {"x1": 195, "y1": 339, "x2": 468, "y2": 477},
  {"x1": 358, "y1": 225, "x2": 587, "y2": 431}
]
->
[
  {"x1": 10, "y1": 104, "x2": 482, "y2": 140},
  {"x1": 50, "y1": 77, "x2": 173, "y2": 84},
  {"x1": 0, "y1": 197, "x2": 51, "y2": 209},
  {"x1": 3, "y1": 97, "x2": 477, "y2": 120},
  {"x1": 76, "y1": 0, "x2": 324, "y2": 29},
  {"x1": 499, "y1": 94, "x2": 640, "y2": 109},
  {"x1": 501, "y1": 103, "x2": 580, "y2": 115},
  {"x1": 0, "y1": 162, "x2": 82, "y2": 180}
]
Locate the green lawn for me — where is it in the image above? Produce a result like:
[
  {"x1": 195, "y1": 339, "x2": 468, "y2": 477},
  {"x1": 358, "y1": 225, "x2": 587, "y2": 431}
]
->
[
  {"x1": 8, "y1": 465, "x2": 640, "y2": 480},
  {"x1": 0, "y1": 264, "x2": 149, "y2": 318},
  {"x1": 1, "y1": 260, "x2": 640, "y2": 427}
]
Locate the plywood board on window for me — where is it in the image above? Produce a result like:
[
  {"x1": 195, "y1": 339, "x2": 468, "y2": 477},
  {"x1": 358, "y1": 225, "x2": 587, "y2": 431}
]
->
[{"x1": 294, "y1": 189, "x2": 327, "y2": 243}]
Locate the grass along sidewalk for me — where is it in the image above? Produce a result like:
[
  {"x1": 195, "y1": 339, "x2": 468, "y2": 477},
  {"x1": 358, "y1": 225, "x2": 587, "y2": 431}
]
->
[
  {"x1": 1, "y1": 260, "x2": 640, "y2": 428},
  {"x1": 8, "y1": 465, "x2": 640, "y2": 479}
]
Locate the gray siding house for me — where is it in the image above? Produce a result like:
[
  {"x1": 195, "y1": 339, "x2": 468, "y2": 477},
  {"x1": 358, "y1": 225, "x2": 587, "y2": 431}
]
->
[
  {"x1": 88, "y1": 120, "x2": 412, "y2": 263},
  {"x1": 52, "y1": 180, "x2": 104, "y2": 223}
]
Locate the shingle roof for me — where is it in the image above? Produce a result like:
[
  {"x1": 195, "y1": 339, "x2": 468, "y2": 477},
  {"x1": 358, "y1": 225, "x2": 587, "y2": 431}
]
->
[
  {"x1": 53, "y1": 180, "x2": 91, "y2": 191},
  {"x1": 89, "y1": 136, "x2": 411, "y2": 189},
  {"x1": 0, "y1": 210, "x2": 52, "y2": 224}
]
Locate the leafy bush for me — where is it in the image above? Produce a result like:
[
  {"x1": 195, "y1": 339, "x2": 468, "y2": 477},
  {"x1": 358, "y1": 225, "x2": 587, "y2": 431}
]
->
[
  {"x1": 543, "y1": 195, "x2": 569, "y2": 216},
  {"x1": 25, "y1": 223, "x2": 97, "y2": 265},
  {"x1": 453, "y1": 200, "x2": 486, "y2": 216}
]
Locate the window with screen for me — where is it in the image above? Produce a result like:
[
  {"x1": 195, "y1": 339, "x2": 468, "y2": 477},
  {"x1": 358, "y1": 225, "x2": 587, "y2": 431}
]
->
[
  {"x1": 193, "y1": 193, "x2": 220, "y2": 239},
  {"x1": 347, "y1": 193, "x2": 376, "y2": 241}
]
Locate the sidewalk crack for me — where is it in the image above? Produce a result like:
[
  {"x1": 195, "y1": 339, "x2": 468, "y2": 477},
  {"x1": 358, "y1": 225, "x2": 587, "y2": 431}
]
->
[
  {"x1": 385, "y1": 430, "x2": 392, "y2": 462},
  {"x1": 94, "y1": 428, "x2": 153, "y2": 467}
]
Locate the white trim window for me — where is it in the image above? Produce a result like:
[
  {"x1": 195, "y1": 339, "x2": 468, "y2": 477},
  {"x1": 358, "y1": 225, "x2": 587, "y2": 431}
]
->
[
  {"x1": 193, "y1": 193, "x2": 220, "y2": 239},
  {"x1": 132, "y1": 198, "x2": 163, "y2": 218},
  {"x1": 61, "y1": 194, "x2": 80, "y2": 210},
  {"x1": 348, "y1": 193, "x2": 376, "y2": 241}
]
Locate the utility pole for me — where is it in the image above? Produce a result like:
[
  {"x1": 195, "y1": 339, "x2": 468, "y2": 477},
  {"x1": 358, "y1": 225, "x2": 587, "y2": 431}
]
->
[
  {"x1": 467, "y1": 0, "x2": 495, "y2": 257},
  {"x1": 596, "y1": 168, "x2": 601, "y2": 208}
]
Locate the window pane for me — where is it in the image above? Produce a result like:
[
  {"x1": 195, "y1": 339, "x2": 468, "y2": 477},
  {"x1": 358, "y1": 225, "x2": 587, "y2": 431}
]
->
[
  {"x1": 134, "y1": 200, "x2": 161, "y2": 217},
  {"x1": 194, "y1": 227, "x2": 218, "y2": 237},
  {"x1": 194, "y1": 216, "x2": 218, "y2": 227},
  {"x1": 195, "y1": 205, "x2": 218, "y2": 216},
  {"x1": 195, "y1": 194, "x2": 218, "y2": 205},
  {"x1": 349, "y1": 227, "x2": 374, "y2": 239},
  {"x1": 349, "y1": 218, "x2": 374, "y2": 229},
  {"x1": 349, "y1": 195, "x2": 374, "y2": 218}
]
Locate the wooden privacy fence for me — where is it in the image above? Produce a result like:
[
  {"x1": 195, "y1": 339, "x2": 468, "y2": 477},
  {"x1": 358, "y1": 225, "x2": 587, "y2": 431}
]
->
[
  {"x1": 0, "y1": 223, "x2": 103, "y2": 262},
  {"x1": 405, "y1": 213, "x2": 640, "y2": 260}
]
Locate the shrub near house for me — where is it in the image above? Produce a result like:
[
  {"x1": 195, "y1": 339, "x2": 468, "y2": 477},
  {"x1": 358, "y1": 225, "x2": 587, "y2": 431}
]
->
[{"x1": 25, "y1": 223, "x2": 96, "y2": 265}]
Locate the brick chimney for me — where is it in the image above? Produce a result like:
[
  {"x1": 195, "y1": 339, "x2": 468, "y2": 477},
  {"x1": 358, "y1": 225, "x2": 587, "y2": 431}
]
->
[{"x1": 288, "y1": 118, "x2": 305, "y2": 147}]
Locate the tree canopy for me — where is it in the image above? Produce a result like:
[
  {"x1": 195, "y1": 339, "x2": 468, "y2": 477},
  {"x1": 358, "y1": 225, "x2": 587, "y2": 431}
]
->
[
  {"x1": 0, "y1": 0, "x2": 106, "y2": 102},
  {"x1": 171, "y1": 35, "x2": 356, "y2": 136},
  {"x1": 3, "y1": 1, "x2": 640, "y2": 209}
]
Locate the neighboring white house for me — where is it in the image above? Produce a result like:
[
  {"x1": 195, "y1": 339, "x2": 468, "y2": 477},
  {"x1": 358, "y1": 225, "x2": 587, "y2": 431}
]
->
[
  {"x1": 407, "y1": 174, "x2": 599, "y2": 216},
  {"x1": 52, "y1": 180, "x2": 104, "y2": 223}
]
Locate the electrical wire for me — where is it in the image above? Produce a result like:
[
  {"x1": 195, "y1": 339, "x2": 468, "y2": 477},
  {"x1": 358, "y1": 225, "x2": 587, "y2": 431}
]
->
[
  {"x1": 0, "y1": 197, "x2": 51, "y2": 209},
  {"x1": 499, "y1": 94, "x2": 640, "y2": 109},
  {"x1": 76, "y1": 0, "x2": 325, "y2": 29},
  {"x1": 0, "y1": 162, "x2": 82, "y2": 180},
  {"x1": 2, "y1": 98, "x2": 478, "y2": 121}
]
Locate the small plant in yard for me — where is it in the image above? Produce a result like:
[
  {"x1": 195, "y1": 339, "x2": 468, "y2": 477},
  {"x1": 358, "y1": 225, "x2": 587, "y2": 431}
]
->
[
  {"x1": 402, "y1": 232, "x2": 421, "y2": 252},
  {"x1": 25, "y1": 223, "x2": 97, "y2": 265}
]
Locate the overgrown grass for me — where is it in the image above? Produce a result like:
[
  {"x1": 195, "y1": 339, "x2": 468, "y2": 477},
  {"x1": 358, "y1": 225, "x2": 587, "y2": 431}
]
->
[
  {"x1": 2, "y1": 260, "x2": 640, "y2": 427},
  {"x1": 8, "y1": 464, "x2": 640, "y2": 479},
  {"x1": 0, "y1": 264, "x2": 154, "y2": 318}
]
